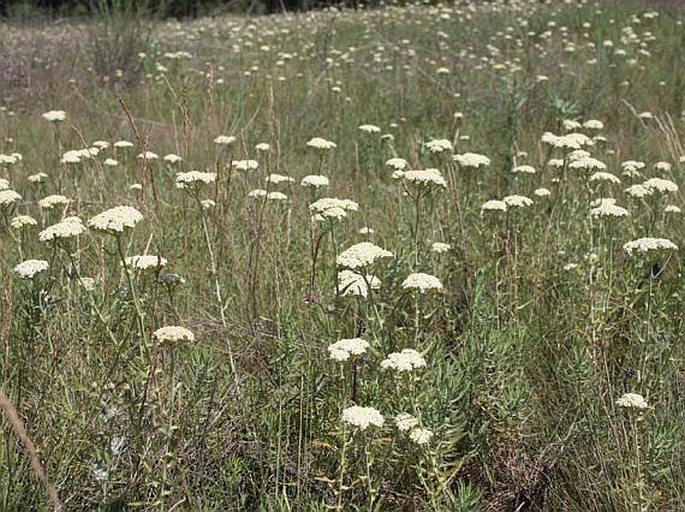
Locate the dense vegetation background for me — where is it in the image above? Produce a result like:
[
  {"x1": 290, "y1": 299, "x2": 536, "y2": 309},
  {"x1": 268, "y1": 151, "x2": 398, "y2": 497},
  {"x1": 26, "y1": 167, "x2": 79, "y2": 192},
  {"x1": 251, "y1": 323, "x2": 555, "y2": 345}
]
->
[{"x1": 1, "y1": 0, "x2": 684, "y2": 510}]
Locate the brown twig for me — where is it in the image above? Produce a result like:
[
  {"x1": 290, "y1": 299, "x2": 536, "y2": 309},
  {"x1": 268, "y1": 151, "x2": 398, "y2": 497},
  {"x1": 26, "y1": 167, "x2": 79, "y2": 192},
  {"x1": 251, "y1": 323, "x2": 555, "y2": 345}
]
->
[{"x1": 0, "y1": 392, "x2": 64, "y2": 511}]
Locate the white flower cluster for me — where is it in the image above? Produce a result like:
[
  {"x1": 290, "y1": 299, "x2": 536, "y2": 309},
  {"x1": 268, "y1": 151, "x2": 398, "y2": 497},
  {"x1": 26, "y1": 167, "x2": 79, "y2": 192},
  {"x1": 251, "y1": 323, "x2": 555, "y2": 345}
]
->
[
  {"x1": 402, "y1": 272, "x2": 443, "y2": 293},
  {"x1": 589, "y1": 172, "x2": 620, "y2": 184},
  {"x1": 453, "y1": 152, "x2": 491, "y2": 168},
  {"x1": 625, "y1": 184, "x2": 650, "y2": 198},
  {"x1": 481, "y1": 199, "x2": 508, "y2": 212},
  {"x1": 176, "y1": 171, "x2": 217, "y2": 188},
  {"x1": 39, "y1": 217, "x2": 86, "y2": 242},
  {"x1": 590, "y1": 198, "x2": 629, "y2": 218},
  {"x1": 338, "y1": 270, "x2": 380, "y2": 298},
  {"x1": 10, "y1": 215, "x2": 37, "y2": 229},
  {"x1": 394, "y1": 412, "x2": 419, "y2": 432},
  {"x1": 337, "y1": 242, "x2": 393, "y2": 269},
  {"x1": 380, "y1": 349, "x2": 427, "y2": 372},
  {"x1": 306, "y1": 137, "x2": 337, "y2": 150},
  {"x1": 643, "y1": 177, "x2": 678, "y2": 194},
  {"x1": 431, "y1": 242, "x2": 451, "y2": 253},
  {"x1": 14, "y1": 259, "x2": 49, "y2": 279},
  {"x1": 425, "y1": 138, "x2": 452, "y2": 153},
  {"x1": 0, "y1": 178, "x2": 9, "y2": 190},
  {"x1": 358, "y1": 124, "x2": 381, "y2": 134},
  {"x1": 125, "y1": 255, "x2": 168, "y2": 270},
  {"x1": 616, "y1": 392, "x2": 649, "y2": 410},
  {"x1": 623, "y1": 237, "x2": 678, "y2": 255},
  {"x1": 232, "y1": 159, "x2": 259, "y2": 172},
  {"x1": 88, "y1": 205, "x2": 143, "y2": 234},
  {"x1": 214, "y1": 135, "x2": 236, "y2": 145},
  {"x1": 327, "y1": 338, "x2": 369, "y2": 361},
  {"x1": 393, "y1": 169, "x2": 447, "y2": 188},
  {"x1": 0, "y1": 189, "x2": 21, "y2": 207},
  {"x1": 267, "y1": 173, "x2": 295, "y2": 184},
  {"x1": 503, "y1": 195, "x2": 534, "y2": 208},
  {"x1": 512, "y1": 164, "x2": 536, "y2": 174},
  {"x1": 386, "y1": 158, "x2": 409, "y2": 170},
  {"x1": 42, "y1": 110, "x2": 66, "y2": 122},
  {"x1": 300, "y1": 175, "x2": 329, "y2": 188},
  {"x1": 153, "y1": 326, "x2": 195, "y2": 343},
  {"x1": 39, "y1": 195, "x2": 70, "y2": 210},
  {"x1": 568, "y1": 156, "x2": 606, "y2": 171},
  {"x1": 341, "y1": 406, "x2": 384, "y2": 430},
  {"x1": 309, "y1": 197, "x2": 359, "y2": 221}
]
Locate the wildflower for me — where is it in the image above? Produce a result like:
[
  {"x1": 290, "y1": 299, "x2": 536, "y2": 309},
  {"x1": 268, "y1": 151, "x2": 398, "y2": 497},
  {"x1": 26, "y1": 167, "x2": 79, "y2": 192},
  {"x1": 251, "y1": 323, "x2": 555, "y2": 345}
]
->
[
  {"x1": 248, "y1": 189, "x2": 267, "y2": 199},
  {"x1": 42, "y1": 110, "x2": 66, "y2": 122},
  {"x1": 512, "y1": 165, "x2": 536, "y2": 174},
  {"x1": 643, "y1": 178, "x2": 678, "y2": 194},
  {"x1": 307, "y1": 137, "x2": 337, "y2": 150},
  {"x1": 214, "y1": 135, "x2": 236, "y2": 145},
  {"x1": 153, "y1": 326, "x2": 195, "y2": 343},
  {"x1": 381, "y1": 349, "x2": 427, "y2": 372},
  {"x1": 665, "y1": 205, "x2": 681, "y2": 213},
  {"x1": 503, "y1": 195, "x2": 534, "y2": 208},
  {"x1": 176, "y1": 171, "x2": 216, "y2": 188},
  {"x1": 481, "y1": 199, "x2": 508, "y2": 212},
  {"x1": 425, "y1": 139, "x2": 453, "y2": 153},
  {"x1": 10, "y1": 215, "x2": 37, "y2": 229},
  {"x1": 14, "y1": 259, "x2": 49, "y2": 279},
  {"x1": 395, "y1": 169, "x2": 447, "y2": 188},
  {"x1": 267, "y1": 173, "x2": 294, "y2": 184},
  {"x1": 88, "y1": 206, "x2": 143, "y2": 234},
  {"x1": 38, "y1": 195, "x2": 69, "y2": 210},
  {"x1": 124, "y1": 255, "x2": 167, "y2": 271},
  {"x1": 300, "y1": 175, "x2": 329, "y2": 188},
  {"x1": 590, "y1": 198, "x2": 629, "y2": 218},
  {"x1": 232, "y1": 159, "x2": 259, "y2": 172},
  {"x1": 654, "y1": 161, "x2": 672, "y2": 173},
  {"x1": 113, "y1": 140, "x2": 134, "y2": 149},
  {"x1": 386, "y1": 158, "x2": 409, "y2": 170},
  {"x1": 409, "y1": 428, "x2": 433, "y2": 445},
  {"x1": 104, "y1": 158, "x2": 118, "y2": 166},
  {"x1": 563, "y1": 119, "x2": 582, "y2": 131},
  {"x1": 267, "y1": 191, "x2": 288, "y2": 201},
  {"x1": 625, "y1": 184, "x2": 650, "y2": 198},
  {"x1": 201, "y1": 199, "x2": 216, "y2": 209},
  {"x1": 255, "y1": 143, "x2": 270, "y2": 152},
  {"x1": 623, "y1": 237, "x2": 678, "y2": 255},
  {"x1": 589, "y1": 172, "x2": 620, "y2": 184},
  {"x1": 534, "y1": 188, "x2": 551, "y2": 197},
  {"x1": 569, "y1": 156, "x2": 606, "y2": 172},
  {"x1": 0, "y1": 189, "x2": 21, "y2": 207},
  {"x1": 394, "y1": 413, "x2": 419, "y2": 432},
  {"x1": 338, "y1": 270, "x2": 380, "y2": 298},
  {"x1": 136, "y1": 151, "x2": 158, "y2": 160},
  {"x1": 616, "y1": 392, "x2": 649, "y2": 410},
  {"x1": 310, "y1": 197, "x2": 358, "y2": 221},
  {"x1": 164, "y1": 153, "x2": 183, "y2": 164},
  {"x1": 0, "y1": 178, "x2": 9, "y2": 190},
  {"x1": 92, "y1": 140, "x2": 110, "y2": 149},
  {"x1": 358, "y1": 124, "x2": 381, "y2": 134},
  {"x1": 621, "y1": 160, "x2": 645, "y2": 173},
  {"x1": 548, "y1": 158, "x2": 564, "y2": 168},
  {"x1": 453, "y1": 152, "x2": 491, "y2": 168},
  {"x1": 358, "y1": 227, "x2": 374, "y2": 235},
  {"x1": 341, "y1": 406, "x2": 384, "y2": 430},
  {"x1": 431, "y1": 242, "x2": 451, "y2": 253},
  {"x1": 39, "y1": 217, "x2": 86, "y2": 242},
  {"x1": 402, "y1": 273, "x2": 443, "y2": 293},
  {"x1": 583, "y1": 119, "x2": 604, "y2": 130},
  {"x1": 327, "y1": 338, "x2": 369, "y2": 361},
  {"x1": 337, "y1": 242, "x2": 393, "y2": 269}
]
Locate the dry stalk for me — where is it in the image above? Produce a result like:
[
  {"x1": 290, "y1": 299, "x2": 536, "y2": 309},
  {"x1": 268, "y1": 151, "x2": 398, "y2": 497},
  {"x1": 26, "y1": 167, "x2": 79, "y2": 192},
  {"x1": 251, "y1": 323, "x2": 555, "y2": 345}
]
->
[{"x1": 0, "y1": 392, "x2": 64, "y2": 511}]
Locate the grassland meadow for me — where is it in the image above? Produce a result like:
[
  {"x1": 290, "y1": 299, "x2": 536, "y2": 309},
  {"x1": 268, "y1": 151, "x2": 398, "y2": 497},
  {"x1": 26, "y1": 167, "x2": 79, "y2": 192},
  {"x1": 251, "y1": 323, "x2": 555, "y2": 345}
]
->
[{"x1": 0, "y1": 0, "x2": 684, "y2": 510}]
